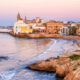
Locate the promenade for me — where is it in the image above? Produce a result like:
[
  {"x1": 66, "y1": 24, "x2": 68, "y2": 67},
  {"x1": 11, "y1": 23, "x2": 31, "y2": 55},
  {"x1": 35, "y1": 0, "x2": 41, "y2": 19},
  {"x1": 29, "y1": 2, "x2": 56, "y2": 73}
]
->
[{"x1": 9, "y1": 31, "x2": 80, "y2": 40}]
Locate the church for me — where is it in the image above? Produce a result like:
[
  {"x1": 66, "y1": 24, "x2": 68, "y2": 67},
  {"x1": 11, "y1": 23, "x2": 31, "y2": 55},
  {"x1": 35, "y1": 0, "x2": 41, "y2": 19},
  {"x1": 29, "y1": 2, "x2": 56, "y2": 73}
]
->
[
  {"x1": 13, "y1": 13, "x2": 46, "y2": 34},
  {"x1": 13, "y1": 13, "x2": 33, "y2": 34}
]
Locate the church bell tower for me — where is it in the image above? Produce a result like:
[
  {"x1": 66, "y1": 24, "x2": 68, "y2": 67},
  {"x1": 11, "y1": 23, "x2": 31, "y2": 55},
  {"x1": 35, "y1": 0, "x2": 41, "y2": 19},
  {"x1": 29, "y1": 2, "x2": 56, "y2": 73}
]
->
[{"x1": 17, "y1": 12, "x2": 22, "y2": 21}]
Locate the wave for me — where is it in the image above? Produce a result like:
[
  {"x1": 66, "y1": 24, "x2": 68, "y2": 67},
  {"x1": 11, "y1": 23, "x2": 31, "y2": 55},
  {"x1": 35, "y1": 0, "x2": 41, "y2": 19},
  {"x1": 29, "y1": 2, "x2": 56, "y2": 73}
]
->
[
  {"x1": 0, "y1": 69, "x2": 16, "y2": 80},
  {"x1": 0, "y1": 39, "x2": 79, "y2": 80}
]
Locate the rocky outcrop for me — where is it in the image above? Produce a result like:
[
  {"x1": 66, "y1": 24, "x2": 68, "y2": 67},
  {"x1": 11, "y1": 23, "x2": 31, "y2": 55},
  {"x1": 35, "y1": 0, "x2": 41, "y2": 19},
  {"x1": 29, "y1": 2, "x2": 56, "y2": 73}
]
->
[
  {"x1": 27, "y1": 54, "x2": 80, "y2": 80},
  {"x1": 28, "y1": 58, "x2": 57, "y2": 72},
  {"x1": 0, "y1": 56, "x2": 8, "y2": 61},
  {"x1": 64, "y1": 67, "x2": 80, "y2": 80}
]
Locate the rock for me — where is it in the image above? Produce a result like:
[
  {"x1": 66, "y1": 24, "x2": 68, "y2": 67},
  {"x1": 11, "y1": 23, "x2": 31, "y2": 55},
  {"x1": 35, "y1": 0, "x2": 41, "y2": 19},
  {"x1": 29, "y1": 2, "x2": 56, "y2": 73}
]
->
[
  {"x1": 64, "y1": 67, "x2": 80, "y2": 80},
  {"x1": 27, "y1": 57, "x2": 71, "y2": 73},
  {"x1": 55, "y1": 57, "x2": 71, "y2": 77},
  {"x1": 0, "y1": 56, "x2": 8, "y2": 61},
  {"x1": 27, "y1": 54, "x2": 80, "y2": 80},
  {"x1": 27, "y1": 57, "x2": 58, "y2": 72},
  {"x1": 56, "y1": 60, "x2": 80, "y2": 77}
]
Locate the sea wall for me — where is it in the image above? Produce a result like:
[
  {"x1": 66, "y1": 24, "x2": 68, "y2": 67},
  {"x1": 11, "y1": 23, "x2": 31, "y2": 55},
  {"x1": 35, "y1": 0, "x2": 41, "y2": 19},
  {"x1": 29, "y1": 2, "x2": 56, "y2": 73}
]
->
[
  {"x1": 9, "y1": 31, "x2": 80, "y2": 40},
  {"x1": 27, "y1": 34, "x2": 80, "y2": 40},
  {"x1": 27, "y1": 34, "x2": 61, "y2": 38}
]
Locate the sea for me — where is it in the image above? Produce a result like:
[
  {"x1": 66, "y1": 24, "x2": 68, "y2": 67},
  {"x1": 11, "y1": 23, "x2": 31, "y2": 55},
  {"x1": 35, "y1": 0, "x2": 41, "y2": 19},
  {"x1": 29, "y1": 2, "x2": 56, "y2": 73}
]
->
[{"x1": 0, "y1": 33, "x2": 79, "y2": 80}]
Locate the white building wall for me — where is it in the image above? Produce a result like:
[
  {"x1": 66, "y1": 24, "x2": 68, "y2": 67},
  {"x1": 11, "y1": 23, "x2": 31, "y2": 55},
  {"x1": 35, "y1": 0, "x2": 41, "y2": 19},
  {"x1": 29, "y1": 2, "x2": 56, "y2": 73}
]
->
[
  {"x1": 32, "y1": 24, "x2": 46, "y2": 30},
  {"x1": 13, "y1": 20, "x2": 30, "y2": 34},
  {"x1": 60, "y1": 26, "x2": 69, "y2": 35}
]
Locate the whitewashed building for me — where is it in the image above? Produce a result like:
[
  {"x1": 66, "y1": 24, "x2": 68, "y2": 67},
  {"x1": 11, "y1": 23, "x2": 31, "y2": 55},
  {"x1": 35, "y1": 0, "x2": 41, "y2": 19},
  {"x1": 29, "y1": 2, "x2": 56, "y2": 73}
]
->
[
  {"x1": 60, "y1": 25, "x2": 69, "y2": 35},
  {"x1": 13, "y1": 20, "x2": 33, "y2": 34}
]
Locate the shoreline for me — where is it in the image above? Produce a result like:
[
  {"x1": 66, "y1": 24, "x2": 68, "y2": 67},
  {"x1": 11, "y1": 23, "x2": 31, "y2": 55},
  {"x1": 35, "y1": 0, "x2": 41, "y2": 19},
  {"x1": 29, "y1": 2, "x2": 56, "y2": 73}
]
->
[{"x1": 9, "y1": 31, "x2": 80, "y2": 40}]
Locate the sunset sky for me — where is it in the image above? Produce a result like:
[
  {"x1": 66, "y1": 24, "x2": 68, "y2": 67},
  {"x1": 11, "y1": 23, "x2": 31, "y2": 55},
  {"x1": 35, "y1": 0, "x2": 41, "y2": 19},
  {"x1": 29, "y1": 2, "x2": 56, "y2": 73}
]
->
[{"x1": 0, "y1": 0, "x2": 80, "y2": 26}]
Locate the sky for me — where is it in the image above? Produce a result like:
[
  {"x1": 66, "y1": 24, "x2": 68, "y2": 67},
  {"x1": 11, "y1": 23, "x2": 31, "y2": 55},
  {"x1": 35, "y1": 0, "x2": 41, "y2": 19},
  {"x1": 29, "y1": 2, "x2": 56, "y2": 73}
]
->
[{"x1": 0, "y1": 0, "x2": 80, "y2": 26}]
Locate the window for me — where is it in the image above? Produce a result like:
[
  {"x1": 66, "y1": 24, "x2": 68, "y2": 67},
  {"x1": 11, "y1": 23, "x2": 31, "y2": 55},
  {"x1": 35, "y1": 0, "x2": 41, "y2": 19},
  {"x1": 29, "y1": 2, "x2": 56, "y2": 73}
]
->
[
  {"x1": 30, "y1": 26, "x2": 32, "y2": 29},
  {"x1": 16, "y1": 26, "x2": 18, "y2": 28}
]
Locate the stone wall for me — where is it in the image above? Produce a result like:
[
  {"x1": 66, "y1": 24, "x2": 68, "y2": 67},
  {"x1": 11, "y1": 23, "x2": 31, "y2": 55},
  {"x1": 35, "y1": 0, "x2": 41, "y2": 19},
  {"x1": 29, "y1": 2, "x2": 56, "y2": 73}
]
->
[{"x1": 9, "y1": 31, "x2": 80, "y2": 40}]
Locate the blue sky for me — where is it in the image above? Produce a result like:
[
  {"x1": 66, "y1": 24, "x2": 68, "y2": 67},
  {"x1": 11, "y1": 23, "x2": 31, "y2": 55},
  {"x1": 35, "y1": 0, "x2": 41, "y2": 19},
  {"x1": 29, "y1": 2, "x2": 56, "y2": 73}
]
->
[{"x1": 0, "y1": 0, "x2": 80, "y2": 26}]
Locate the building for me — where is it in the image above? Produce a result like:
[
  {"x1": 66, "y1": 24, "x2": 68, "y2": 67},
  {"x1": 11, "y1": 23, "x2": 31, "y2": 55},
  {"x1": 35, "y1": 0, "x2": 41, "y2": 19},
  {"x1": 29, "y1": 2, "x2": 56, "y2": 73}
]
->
[
  {"x1": 24, "y1": 16, "x2": 36, "y2": 24},
  {"x1": 17, "y1": 12, "x2": 23, "y2": 21},
  {"x1": 46, "y1": 21, "x2": 63, "y2": 34},
  {"x1": 13, "y1": 13, "x2": 33, "y2": 34},
  {"x1": 76, "y1": 24, "x2": 80, "y2": 36},
  {"x1": 60, "y1": 25, "x2": 69, "y2": 35},
  {"x1": 32, "y1": 24, "x2": 46, "y2": 33},
  {"x1": 13, "y1": 20, "x2": 33, "y2": 34},
  {"x1": 60, "y1": 23, "x2": 71, "y2": 35},
  {"x1": 60, "y1": 23, "x2": 77, "y2": 36},
  {"x1": 71, "y1": 23, "x2": 77, "y2": 27},
  {"x1": 36, "y1": 17, "x2": 40, "y2": 23}
]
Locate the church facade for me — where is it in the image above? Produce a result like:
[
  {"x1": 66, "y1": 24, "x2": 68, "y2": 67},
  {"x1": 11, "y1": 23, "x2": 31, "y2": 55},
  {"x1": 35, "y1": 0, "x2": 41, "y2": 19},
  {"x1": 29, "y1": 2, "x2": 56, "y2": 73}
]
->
[{"x1": 13, "y1": 13, "x2": 33, "y2": 34}]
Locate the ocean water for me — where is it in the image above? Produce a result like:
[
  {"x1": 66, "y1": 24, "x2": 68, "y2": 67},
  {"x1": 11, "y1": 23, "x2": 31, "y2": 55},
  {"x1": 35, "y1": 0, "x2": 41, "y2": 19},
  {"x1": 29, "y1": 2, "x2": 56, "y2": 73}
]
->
[{"x1": 0, "y1": 33, "x2": 79, "y2": 80}]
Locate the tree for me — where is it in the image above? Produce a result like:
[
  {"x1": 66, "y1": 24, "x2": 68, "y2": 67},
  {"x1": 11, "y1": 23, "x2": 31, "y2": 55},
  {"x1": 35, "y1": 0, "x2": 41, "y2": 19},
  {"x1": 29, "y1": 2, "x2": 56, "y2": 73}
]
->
[{"x1": 69, "y1": 26, "x2": 76, "y2": 35}]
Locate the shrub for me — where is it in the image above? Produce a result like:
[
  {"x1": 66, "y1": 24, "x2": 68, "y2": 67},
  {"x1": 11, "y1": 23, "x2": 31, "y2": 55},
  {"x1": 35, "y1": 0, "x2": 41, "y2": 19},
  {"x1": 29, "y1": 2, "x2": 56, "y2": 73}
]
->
[
  {"x1": 73, "y1": 67, "x2": 77, "y2": 71},
  {"x1": 69, "y1": 54, "x2": 80, "y2": 60},
  {"x1": 57, "y1": 56, "x2": 60, "y2": 59}
]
